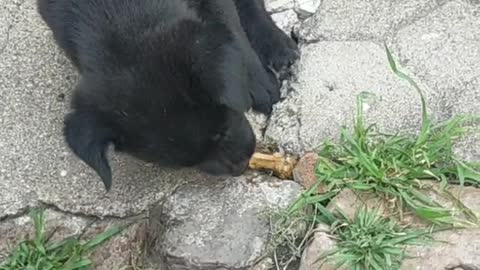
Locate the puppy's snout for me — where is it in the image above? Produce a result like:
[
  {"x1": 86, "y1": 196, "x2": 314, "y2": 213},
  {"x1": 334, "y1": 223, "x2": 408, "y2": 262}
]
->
[{"x1": 231, "y1": 159, "x2": 250, "y2": 176}]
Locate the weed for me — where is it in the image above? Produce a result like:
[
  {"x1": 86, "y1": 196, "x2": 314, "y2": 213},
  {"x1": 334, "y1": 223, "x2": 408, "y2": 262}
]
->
[
  {"x1": 0, "y1": 209, "x2": 124, "y2": 270},
  {"x1": 317, "y1": 206, "x2": 431, "y2": 270}
]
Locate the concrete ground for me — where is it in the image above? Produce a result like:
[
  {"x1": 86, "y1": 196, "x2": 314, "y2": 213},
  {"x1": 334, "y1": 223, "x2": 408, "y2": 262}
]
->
[
  {"x1": 266, "y1": 0, "x2": 480, "y2": 159},
  {"x1": 1, "y1": 0, "x2": 479, "y2": 221},
  {"x1": 0, "y1": 0, "x2": 479, "y2": 268}
]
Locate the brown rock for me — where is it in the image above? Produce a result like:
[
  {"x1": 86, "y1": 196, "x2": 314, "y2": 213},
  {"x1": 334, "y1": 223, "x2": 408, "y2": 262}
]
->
[
  {"x1": 88, "y1": 220, "x2": 146, "y2": 270},
  {"x1": 325, "y1": 189, "x2": 420, "y2": 224},
  {"x1": 293, "y1": 152, "x2": 328, "y2": 193},
  {"x1": 298, "y1": 224, "x2": 347, "y2": 270},
  {"x1": 402, "y1": 229, "x2": 480, "y2": 270}
]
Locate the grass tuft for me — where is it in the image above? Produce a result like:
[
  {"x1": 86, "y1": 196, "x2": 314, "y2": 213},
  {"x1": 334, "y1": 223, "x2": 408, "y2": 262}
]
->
[
  {"x1": 317, "y1": 207, "x2": 431, "y2": 270},
  {"x1": 0, "y1": 209, "x2": 124, "y2": 270},
  {"x1": 314, "y1": 45, "x2": 480, "y2": 226}
]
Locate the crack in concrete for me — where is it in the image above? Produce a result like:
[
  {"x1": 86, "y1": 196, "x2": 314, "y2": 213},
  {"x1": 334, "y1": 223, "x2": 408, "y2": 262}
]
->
[
  {"x1": 0, "y1": 198, "x2": 148, "y2": 224},
  {"x1": 0, "y1": 205, "x2": 34, "y2": 222},
  {"x1": 38, "y1": 199, "x2": 149, "y2": 221},
  {"x1": 445, "y1": 264, "x2": 480, "y2": 270}
]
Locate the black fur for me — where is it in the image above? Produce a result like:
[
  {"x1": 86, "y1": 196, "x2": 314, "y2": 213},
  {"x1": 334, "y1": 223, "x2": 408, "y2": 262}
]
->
[{"x1": 37, "y1": 0, "x2": 299, "y2": 190}]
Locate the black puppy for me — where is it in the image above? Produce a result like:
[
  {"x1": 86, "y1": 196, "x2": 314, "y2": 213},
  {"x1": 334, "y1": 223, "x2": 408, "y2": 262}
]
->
[{"x1": 37, "y1": 0, "x2": 299, "y2": 190}]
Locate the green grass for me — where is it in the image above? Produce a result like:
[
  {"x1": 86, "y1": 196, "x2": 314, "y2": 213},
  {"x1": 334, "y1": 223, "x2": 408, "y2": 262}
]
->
[
  {"x1": 314, "y1": 45, "x2": 480, "y2": 226},
  {"x1": 316, "y1": 207, "x2": 431, "y2": 270},
  {"x1": 0, "y1": 209, "x2": 124, "y2": 270}
]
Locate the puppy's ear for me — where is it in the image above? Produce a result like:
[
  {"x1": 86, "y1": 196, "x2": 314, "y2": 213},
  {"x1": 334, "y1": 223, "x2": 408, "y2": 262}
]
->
[{"x1": 63, "y1": 110, "x2": 115, "y2": 191}]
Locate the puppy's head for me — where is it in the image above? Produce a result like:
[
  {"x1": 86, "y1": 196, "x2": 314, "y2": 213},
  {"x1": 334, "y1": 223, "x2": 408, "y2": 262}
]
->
[
  {"x1": 63, "y1": 20, "x2": 258, "y2": 190},
  {"x1": 64, "y1": 104, "x2": 255, "y2": 190}
]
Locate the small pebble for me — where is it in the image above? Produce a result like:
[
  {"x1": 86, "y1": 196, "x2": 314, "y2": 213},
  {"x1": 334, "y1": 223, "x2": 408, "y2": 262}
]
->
[{"x1": 60, "y1": 170, "x2": 68, "y2": 177}]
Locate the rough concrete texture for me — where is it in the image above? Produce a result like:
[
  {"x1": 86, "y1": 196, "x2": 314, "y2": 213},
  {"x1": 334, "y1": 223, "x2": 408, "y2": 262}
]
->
[
  {"x1": 0, "y1": 209, "x2": 146, "y2": 269},
  {"x1": 394, "y1": 0, "x2": 480, "y2": 91},
  {"x1": 266, "y1": 0, "x2": 480, "y2": 157},
  {"x1": 297, "y1": 0, "x2": 442, "y2": 42},
  {"x1": 266, "y1": 41, "x2": 428, "y2": 153},
  {"x1": 147, "y1": 176, "x2": 302, "y2": 269}
]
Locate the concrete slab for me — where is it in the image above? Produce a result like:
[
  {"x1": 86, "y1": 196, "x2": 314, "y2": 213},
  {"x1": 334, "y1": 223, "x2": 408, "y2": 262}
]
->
[{"x1": 393, "y1": 0, "x2": 480, "y2": 115}]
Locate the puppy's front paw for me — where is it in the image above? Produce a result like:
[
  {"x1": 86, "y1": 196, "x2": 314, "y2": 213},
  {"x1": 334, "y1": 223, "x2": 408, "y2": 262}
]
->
[
  {"x1": 256, "y1": 28, "x2": 299, "y2": 79},
  {"x1": 250, "y1": 68, "x2": 280, "y2": 115}
]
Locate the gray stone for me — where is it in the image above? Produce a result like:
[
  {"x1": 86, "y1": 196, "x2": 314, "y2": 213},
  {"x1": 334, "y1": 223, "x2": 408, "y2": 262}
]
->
[
  {"x1": 246, "y1": 111, "x2": 269, "y2": 143},
  {"x1": 265, "y1": 0, "x2": 296, "y2": 13},
  {"x1": 265, "y1": 41, "x2": 432, "y2": 154},
  {"x1": 147, "y1": 176, "x2": 302, "y2": 270},
  {"x1": 299, "y1": 224, "x2": 346, "y2": 270},
  {"x1": 271, "y1": 9, "x2": 300, "y2": 34},
  {"x1": 297, "y1": 0, "x2": 441, "y2": 42},
  {"x1": 402, "y1": 229, "x2": 480, "y2": 270},
  {"x1": 294, "y1": 0, "x2": 322, "y2": 19},
  {"x1": 88, "y1": 219, "x2": 146, "y2": 270}
]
